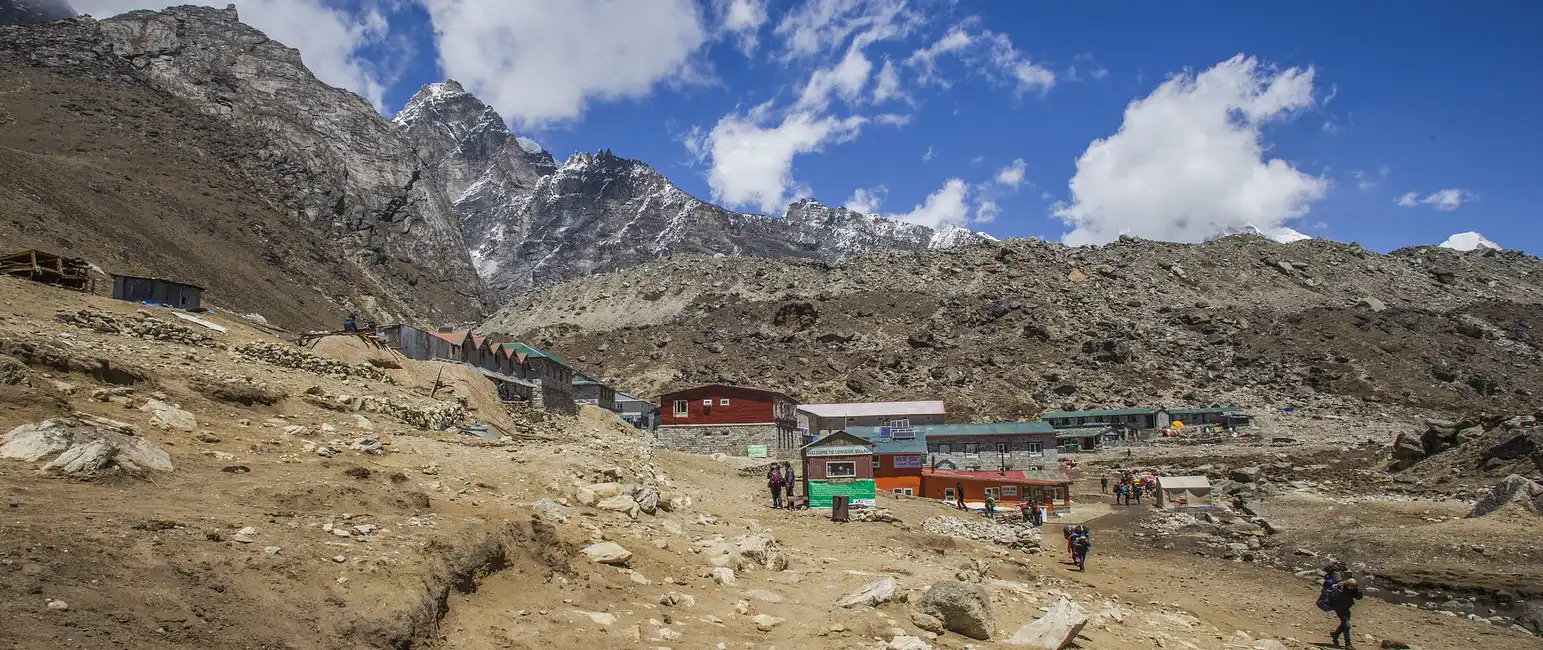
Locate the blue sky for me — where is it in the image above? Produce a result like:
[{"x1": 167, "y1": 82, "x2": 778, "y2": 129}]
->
[{"x1": 74, "y1": 0, "x2": 1542, "y2": 252}]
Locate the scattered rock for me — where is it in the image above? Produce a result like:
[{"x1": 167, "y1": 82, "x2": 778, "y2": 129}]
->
[
  {"x1": 751, "y1": 613, "x2": 784, "y2": 631},
  {"x1": 913, "y1": 581, "x2": 995, "y2": 640},
  {"x1": 1004, "y1": 598, "x2": 1087, "y2": 648},
  {"x1": 1467, "y1": 475, "x2": 1543, "y2": 518},
  {"x1": 581, "y1": 541, "x2": 634, "y2": 565},
  {"x1": 711, "y1": 567, "x2": 736, "y2": 585},
  {"x1": 0, "y1": 417, "x2": 173, "y2": 475},
  {"x1": 836, "y1": 577, "x2": 899, "y2": 608},
  {"x1": 598, "y1": 494, "x2": 641, "y2": 518},
  {"x1": 140, "y1": 399, "x2": 197, "y2": 431},
  {"x1": 887, "y1": 636, "x2": 933, "y2": 650},
  {"x1": 46, "y1": 599, "x2": 68, "y2": 611},
  {"x1": 910, "y1": 611, "x2": 946, "y2": 635}
]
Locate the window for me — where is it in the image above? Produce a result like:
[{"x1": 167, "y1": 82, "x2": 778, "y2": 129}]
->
[
  {"x1": 887, "y1": 418, "x2": 910, "y2": 429},
  {"x1": 673, "y1": 400, "x2": 688, "y2": 417},
  {"x1": 826, "y1": 461, "x2": 856, "y2": 478},
  {"x1": 720, "y1": 398, "x2": 730, "y2": 406},
  {"x1": 995, "y1": 442, "x2": 1009, "y2": 455},
  {"x1": 872, "y1": 457, "x2": 881, "y2": 469},
  {"x1": 984, "y1": 487, "x2": 1000, "y2": 499},
  {"x1": 1001, "y1": 485, "x2": 1018, "y2": 497},
  {"x1": 892, "y1": 488, "x2": 914, "y2": 496},
  {"x1": 893, "y1": 455, "x2": 922, "y2": 468},
  {"x1": 1028, "y1": 442, "x2": 1042, "y2": 453},
  {"x1": 703, "y1": 399, "x2": 713, "y2": 406},
  {"x1": 943, "y1": 488, "x2": 956, "y2": 502},
  {"x1": 964, "y1": 443, "x2": 979, "y2": 456},
  {"x1": 937, "y1": 444, "x2": 951, "y2": 454}
]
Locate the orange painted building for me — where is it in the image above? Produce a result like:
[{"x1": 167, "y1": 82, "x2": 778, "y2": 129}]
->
[
  {"x1": 848, "y1": 430, "x2": 927, "y2": 496},
  {"x1": 920, "y1": 468, "x2": 1075, "y2": 509}
]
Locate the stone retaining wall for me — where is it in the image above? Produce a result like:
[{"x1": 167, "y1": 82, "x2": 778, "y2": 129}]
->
[{"x1": 656, "y1": 423, "x2": 790, "y2": 457}]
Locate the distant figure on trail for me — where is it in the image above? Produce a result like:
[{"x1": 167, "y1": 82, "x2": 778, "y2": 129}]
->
[
  {"x1": 343, "y1": 313, "x2": 358, "y2": 333},
  {"x1": 1325, "y1": 578, "x2": 1363, "y2": 648},
  {"x1": 1116, "y1": 483, "x2": 1129, "y2": 506},
  {"x1": 781, "y1": 461, "x2": 797, "y2": 509},
  {"x1": 983, "y1": 491, "x2": 997, "y2": 520},
  {"x1": 1070, "y1": 526, "x2": 1091, "y2": 572},
  {"x1": 954, "y1": 482, "x2": 966, "y2": 510},
  {"x1": 766, "y1": 464, "x2": 783, "y2": 509},
  {"x1": 1100, "y1": 475, "x2": 1109, "y2": 493}
]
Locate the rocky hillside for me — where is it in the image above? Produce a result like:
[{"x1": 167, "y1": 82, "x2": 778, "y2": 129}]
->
[
  {"x1": 393, "y1": 80, "x2": 992, "y2": 299},
  {"x1": 0, "y1": 0, "x2": 70, "y2": 26},
  {"x1": 488, "y1": 235, "x2": 1543, "y2": 420}
]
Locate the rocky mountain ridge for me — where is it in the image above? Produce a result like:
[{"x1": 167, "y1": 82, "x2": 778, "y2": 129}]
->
[
  {"x1": 489, "y1": 235, "x2": 1543, "y2": 421},
  {"x1": 392, "y1": 80, "x2": 993, "y2": 299}
]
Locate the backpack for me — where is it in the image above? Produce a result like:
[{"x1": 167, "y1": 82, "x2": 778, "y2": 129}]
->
[
  {"x1": 1072, "y1": 535, "x2": 1090, "y2": 552},
  {"x1": 1315, "y1": 580, "x2": 1336, "y2": 612}
]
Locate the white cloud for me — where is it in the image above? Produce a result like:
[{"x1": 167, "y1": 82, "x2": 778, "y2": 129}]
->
[
  {"x1": 994, "y1": 158, "x2": 1027, "y2": 188},
  {"x1": 1397, "y1": 188, "x2": 1472, "y2": 211},
  {"x1": 74, "y1": 0, "x2": 399, "y2": 110},
  {"x1": 685, "y1": 106, "x2": 866, "y2": 213},
  {"x1": 844, "y1": 185, "x2": 887, "y2": 214},
  {"x1": 975, "y1": 199, "x2": 1000, "y2": 223},
  {"x1": 885, "y1": 178, "x2": 970, "y2": 229},
  {"x1": 906, "y1": 22, "x2": 1056, "y2": 95},
  {"x1": 418, "y1": 0, "x2": 707, "y2": 128},
  {"x1": 1055, "y1": 55, "x2": 1327, "y2": 246},
  {"x1": 922, "y1": 146, "x2": 934, "y2": 162},
  {"x1": 774, "y1": 0, "x2": 917, "y2": 60},
  {"x1": 873, "y1": 57, "x2": 904, "y2": 103},
  {"x1": 715, "y1": 0, "x2": 768, "y2": 55},
  {"x1": 875, "y1": 113, "x2": 912, "y2": 126},
  {"x1": 1352, "y1": 166, "x2": 1389, "y2": 191},
  {"x1": 796, "y1": 44, "x2": 874, "y2": 111}
]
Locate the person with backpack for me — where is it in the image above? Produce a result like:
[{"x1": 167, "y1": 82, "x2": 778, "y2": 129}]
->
[
  {"x1": 984, "y1": 491, "x2": 997, "y2": 521},
  {"x1": 1325, "y1": 578, "x2": 1363, "y2": 648},
  {"x1": 1070, "y1": 526, "x2": 1091, "y2": 572},
  {"x1": 1132, "y1": 482, "x2": 1144, "y2": 505},
  {"x1": 766, "y1": 464, "x2": 783, "y2": 509},
  {"x1": 781, "y1": 461, "x2": 797, "y2": 509}
]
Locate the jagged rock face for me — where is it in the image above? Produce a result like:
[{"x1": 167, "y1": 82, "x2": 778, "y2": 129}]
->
[
  {"x1": 91, "y1": 6, "x2": 490, "y2": 322},
  {"x1": 0, "y1": 0, "x2": 73, "y2": 26},
  {"x1": 392, "y1": 83, "x2": 994, "y2": 298}
]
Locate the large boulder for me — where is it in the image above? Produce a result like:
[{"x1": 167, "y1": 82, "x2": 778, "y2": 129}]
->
[
  {"x1": 1004, "y1": 598, "x2": 1088, "y2": 649},
  {"x1": 634, "y1": 486, "x2": 660, "y2": 514},
  {"x1": 0, "y1": 354, "x2": 29, "y2": 385},
  {"x1": 914, "y1": 581, "x2": 995, "y2": 640},
  {"x1": 1483, "y1": 430, "x2": 1543, "y2": 462},
  {"x1": 1419, "y1": 426, "x2": 1459, "y2": 456},
  {"x1": 1389, "y1": 433, "x2": 1426, "y2": 471},
  {"x1": 836, "y1": 577, "x2": 899, "y2": 608},
  {"x1": 596, "y1": 495, "x2": 640, "y2": 518},
  {"x1": 1228, "y1": 466, "x2": 1262, "y2": 483},
  {"x1": 140, "y1": 399, "x2": 197, "y2": 431},
  {"x1": 580, "y1": 541, "x2": 633, "y2": 565},
  {"x1": 0, "y1": 417, "x2": 172, "y2": 475},
  {"x1": 1517, "y1": 602, "x2": 1543, "y2": 636},
  {"x1": 1467, "y1": 475, "x2": 1543, "y2": 518},
  {"x1": 735, "y1": 533, "x2": 788, "y2": 571}
]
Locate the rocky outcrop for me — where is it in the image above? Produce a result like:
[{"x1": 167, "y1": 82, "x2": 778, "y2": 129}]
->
[
  {"x1": 88, "y1": 6, "x2": 490, "y2": 322},
  {"x1": 914, "y1": 581, "x2": 995, "y2": 640},
  {"x1": 0, "y1": 0, "x2": 71, "y2": 26},
  {"x1": 1467, "y1": 474, "x2": 1543, "y2": 518},
  {"x1": 0, "y1": 416, "x2": 173, "y2": 476}
]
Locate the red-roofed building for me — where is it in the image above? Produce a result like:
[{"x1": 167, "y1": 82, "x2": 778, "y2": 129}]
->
[
  {"x1": 427, "y1": 329, "x2": 470, "y2": 361},
  {"x1": 921, "y1": 468, "x2": 1074, "y2": 511},
  {"x1": 656, "y1": 384, "x2": 799, "y2": 457}
]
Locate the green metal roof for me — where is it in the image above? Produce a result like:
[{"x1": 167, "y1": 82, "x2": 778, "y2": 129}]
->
[
  {"x1": 918, "y1": 422, "x2": 1055, "y2": 436},
  {"x1": 503, "y1": 342, "x2": 576, "y2": 370},
  {"x1": 572, "y1": 373, "x2": 601, "y2": 386},
  {"x1": 844, "y1": 427, "x2": 929, "y2": 454},
  {"x1": 1041, "y1": 408, "x2": 1157, "y2": 419}
]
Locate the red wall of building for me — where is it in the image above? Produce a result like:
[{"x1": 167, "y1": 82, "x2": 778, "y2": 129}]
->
[
  {"x1": 659, "y1": 385, "x2": 795, "y2": 426},
  {"x1": 873, "y1": 453, "x2": 925, "y2": 478},
  {"x1": 919, "y1": 476, "x2": 1071, "y2": 506}
]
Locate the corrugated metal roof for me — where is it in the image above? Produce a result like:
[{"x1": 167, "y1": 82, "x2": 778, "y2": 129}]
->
[
  {"x1": 430, "y1": 330, "x2": 469, "y2": 344},
  {"x1": 503, "y1": 342, "x2": 577, "y2": 370},
  {"x1": 798, "y1": 400, "x2": 946, "y2": 418},
  {"x1": 1041, "y1": 408, "x2": 1156, "y2": 419},
  {"x1": 919, "y1": 422, "x2": 1055, "y2": 436},
  {"x1": 473, "y1": 367, "x2": 536, "y2": 388},
  {"x1": 923, "y1": 468, "x2": 1072, "y2": 485},
  {"x1": 1056, "y1": 427, "x2": 1116, "y2": 439},
  {"x1": 844, "y1": 427, "x2": 929, "y2": 454},
  {"x1": 1166, "y1": 407, "x2": 1243, "y2": 415},
  {"x1": 1157, "y1": 475, "x2": 1211, "y2": 489}
]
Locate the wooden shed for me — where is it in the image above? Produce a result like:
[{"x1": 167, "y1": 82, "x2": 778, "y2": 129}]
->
[
  {"x1": 799, "y1": 431, "x2": 875, "y2": 509},
  {"x1": 110, "y1": 274, "x2": 203, "y2": 309}
]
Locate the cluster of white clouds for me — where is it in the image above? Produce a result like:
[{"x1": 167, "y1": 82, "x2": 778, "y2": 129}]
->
[
  {"x1": 842, "y1": 157, "x2": 1028, "y2": 229},
  {"x1": 1053, "y1": 55, "x2": 1328, "y2": 246},
  {"x1": 1396, "y1": 188, "x2": 1472, "y2": 211}
]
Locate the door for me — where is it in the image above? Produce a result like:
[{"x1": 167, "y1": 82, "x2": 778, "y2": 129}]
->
[{"x1": 943, "y1": 488, "x2": 956, "y2": 503}]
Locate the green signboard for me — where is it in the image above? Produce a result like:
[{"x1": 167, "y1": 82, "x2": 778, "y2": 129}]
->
[
  {"x1": 746, "y1": 445, "x2": 768, "y2": 458},
  {"x1": 807, "y1": 479, "x2": 877, "y2": 509}
]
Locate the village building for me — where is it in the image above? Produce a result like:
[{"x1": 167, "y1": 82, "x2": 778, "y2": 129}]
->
[
  {"x1": 376, "y1": 324, "x2": 433, "y2": 360},
  {"x1": 655, "y1": 384, "x2": 799, "y2": 457},
  {"x1": 572, "y1": 373, "x2": 616, "y2": 411},
  {"x1": 1041, "y1": 407, "x2": 1163, "y2": 431},
  {"x1": 2, "y1": 249, "x2": 93, "y2": 291},
  {"x1": 1165, "y1": 407, "x2": 1254, "y2": 429},
  {"x1": 799, "y1": 431, "x2": 876, "y2": 509},
  {"x1": 921, "y1": 422, "x2": 1058, "y2": 471},
  {"x1": 796, "y1": 400, "x2": 946, "y2": 439},
  {"x1": 846, "y1": 427, "x2": 927, "y2": 496},
  {"x1": 613, "y1": 391, "x2": 657, "y2": 429},
  {"x1": 427, "y1": 329, "x2": 470, "y2": 361},
  {"x1": 920, "y1": 468, "x2": 1074, "y2": 511},
  {"x1": 499, "y1": 343, "x2": 577, "y2": 414},
  {"x1": 110, "y1": 274, "x2": 204, "y2": 310},
  {"x1": 1156, "y1": 475, "x2": 1213, "y2": 509},
  {"x1": 1056, "y1": 425, "x2": 1123, "y2": 452}
]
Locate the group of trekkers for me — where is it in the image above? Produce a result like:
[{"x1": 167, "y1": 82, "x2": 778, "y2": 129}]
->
[
  {"x1": 1062, "y1": 524, "x2": 1092, "y2": 571},
  {"x1": 1101, "y1": 469, "x2": 1156, "y2": 506},
  {"x1": 764, "y1": 461, "x2": 798, "y2": 509}
]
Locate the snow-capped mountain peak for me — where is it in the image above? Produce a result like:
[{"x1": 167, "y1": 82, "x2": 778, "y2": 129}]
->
[
  {"x1": 1210, "y1": 223, "x2": 1312, "y2": 244},
  {"x1": 1439, "y1": 231, "x2": 1502, "y2": 251},
  {"x1": 393, "y1": 80, "x2": 470, "y2": 127}
]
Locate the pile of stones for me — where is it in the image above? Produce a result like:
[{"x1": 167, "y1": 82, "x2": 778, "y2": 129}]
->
[
  {"x1": 921, "y1": 515, "x2": 1041, "y2": 550},
  {"x1": 55, "y1": 309, "x2": 224, "y2": 349},
  {"x1": 233, "y1": 342, "x2": 388, "y2": 381}
]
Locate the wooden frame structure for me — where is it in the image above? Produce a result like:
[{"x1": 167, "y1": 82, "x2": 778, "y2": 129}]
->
[{"x1": 0, "y1": 249, "x2": 93, "y2": 291}]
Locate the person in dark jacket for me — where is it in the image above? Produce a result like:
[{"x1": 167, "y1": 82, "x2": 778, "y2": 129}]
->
[
  {"x1": 781, "y1": 461, "x2": 797, "y2": 509},
  {"x1": 954, "y1": 482, "x2": 966, "y2": 510},
  {"x1": 1100, "y1": 475, "x2": 1109, "y2": 493},
  {"x1": 1132, "y1": 482, "x2": 1144, "y2": 505},
  {"x1": 1328, "y1": 578, "x2": 1363, "y2": 648},
  {"x1": 766, "y1": 464, "x2": 783, "y2": 509}
]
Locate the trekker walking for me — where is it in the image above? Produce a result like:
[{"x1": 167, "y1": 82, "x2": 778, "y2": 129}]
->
[
  {"x1": 954, "y1": 482, "x2": 966, "y2": 510},
  {"x1": 782, "y1": 461, "x2": 797, "y2": 509},
  {"x1": 1327, "y1": 578, "x2": 1363, "y2": 648},
  {"x1": 1100, "y1": 475, "x2": 1109, "y2": 493},
  {"x1": 1070, "y1": 526, "x2": 1091, "y2": 572},
  {"x1": 1063, "y1": 525, "x2": 1075, "y2": 554},
  {"x1": 984, "y1": 491, "x2": 997, "y2": 521},
  {"x1": 766, "y1": 464, "x2": 783, "y2": 509},
  {"x1": 1116, "y1": 483, "x2": 1129, "y2": 506},
  {"x1": 1132, "y1": 482, "x2": 1144, "y2": 505}
]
